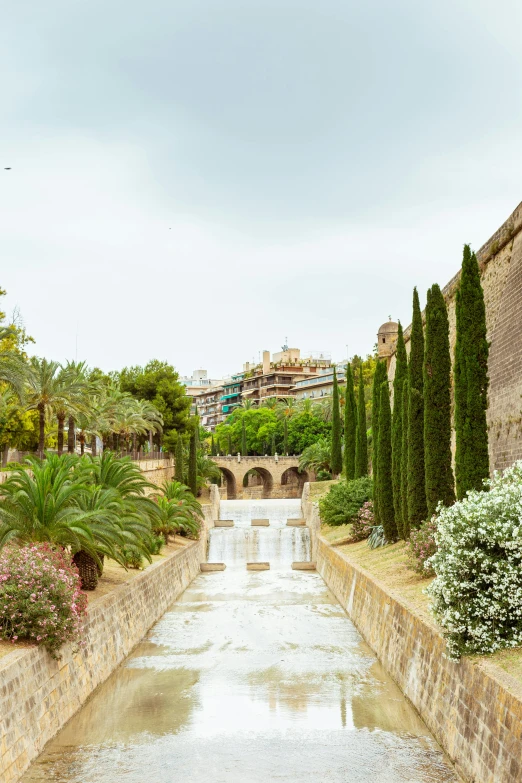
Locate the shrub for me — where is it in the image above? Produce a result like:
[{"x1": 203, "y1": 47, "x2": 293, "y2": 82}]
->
[
  {"x1": 427, "y1": 462, "x2": 522, "y2": 659},
  {"x1": 350, "y1": 501, "x2": 374, "y2": 542},
  {"x1": 368, "y1": 524, "x2": 386, "y2": 549},
  {"x1": 407, "y1": 516, "x2": 437, "y2": 576},
  {"x1": 319, "y1": 476, "x2": 373, "y2": 527},
  {"x1": 0, "y1": 544, "x2": 87, "y2": 658}
]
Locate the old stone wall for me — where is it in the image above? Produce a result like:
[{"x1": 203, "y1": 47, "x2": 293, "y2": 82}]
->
[
  {"x1": 302, "y1": 488, "x2": 522, "y2": 783},
  {"x1": 0, "y1": 488, "x2": 217, "y2": 783},
  {"x1": 133, "y1": 458, "x2": 175, "y2": 490},
  {"x1": 388, "y1": 200, "x2": 522, "y2": 472}
]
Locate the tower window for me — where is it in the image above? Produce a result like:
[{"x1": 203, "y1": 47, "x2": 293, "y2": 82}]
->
[{"x1": 382, "y1": 337, "x2": 386, "y2": 343}]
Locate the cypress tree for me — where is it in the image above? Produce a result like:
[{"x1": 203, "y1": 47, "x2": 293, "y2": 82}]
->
[
  {"x1": 344, "y1": 364, "x2": 357, "y2": 479},
  {"x1": 175, "y1": 435, "x2": 184, "y2": 483},
  {"x1": 354, "y1": 365, "x2": 368, "y2": 477},
  {"x1": 454, "y1": 245, "x2": 490, "y2": 499},
  {"x1": 377, "y1": 381, "x2": 396, "y2": 541},
  {"x1": 283, "y1": 418, "x2": 288, "y2": 456},
  {"x1": 241, "y1": 419, "x2": 247, "y2": 456},
  {"x1": 330, "y1": 366, "x2": 343, "y2": 476},
  {"x1": 371, "y1": 359, "x2": 388, "y2": 525},
  {"x1": 188, "y1": 431, "x2": 197, "y2": 496},
  {"x1": 210, "y1": 434, "x2": 216, "y2": 456},
  {"x1": 391, "y1": 323, "x2": 408, "y2": 537},
  {"x1": 424, "y1": 284, "x2": 455, "y2": 515},
  {"x1": 401, "y1": 377, "x2": 410, "y2": 537},
  {"x1": 407, "y1": 288, "x2": 428, "y2": 529}
]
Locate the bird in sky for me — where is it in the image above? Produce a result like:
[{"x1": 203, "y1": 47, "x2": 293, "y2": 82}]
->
[{"x1": 4, "y1": 167, "x2": 11, "y2": 170}]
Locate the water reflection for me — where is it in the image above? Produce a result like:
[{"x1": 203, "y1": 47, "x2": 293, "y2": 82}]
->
[{"x1": 21, "y1": 500, "x2": 458, "y2": 783}]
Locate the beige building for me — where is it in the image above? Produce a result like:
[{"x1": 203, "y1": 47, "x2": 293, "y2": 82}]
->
[
  {"x1": 292, "y1": 363, "x2": 347, "y2": 401},
  {"x1": 241, "y1": 348, "x2": 332, "y2": 404}
]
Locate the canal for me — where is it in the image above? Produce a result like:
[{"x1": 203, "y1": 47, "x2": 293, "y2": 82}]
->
[{"x1": 21, "y1": 499, "x2": 458, "y2": 782}]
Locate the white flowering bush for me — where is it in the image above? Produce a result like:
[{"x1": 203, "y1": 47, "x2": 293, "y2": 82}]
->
[{"x1": 427, "y1": 461, "x2": 522, "y2": 660}]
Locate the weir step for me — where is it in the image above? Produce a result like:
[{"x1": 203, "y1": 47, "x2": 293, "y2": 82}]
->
[
  {"x1": 214, "y1": 520, "x2": 234, "y2": 527},
  {"x1": 286, "y1": 519, "x2": 306, "y2": 526},
  {"x1": 292, "y1": 562, "x2": 316, "y2": 571},
  {"x1": 251, "y1": 519, "x2": 270, "y2": 526},
  {"x1": 247, "y1": 562, "x2": 270, "y2": 571},
  {"x1": 200, "y1": 563, "x2": 226, "y2": 572}
]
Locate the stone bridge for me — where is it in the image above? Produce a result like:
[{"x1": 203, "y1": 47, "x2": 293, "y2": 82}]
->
[{"x1": 212, "y1": 455, "x2": 310, "y2": 499}]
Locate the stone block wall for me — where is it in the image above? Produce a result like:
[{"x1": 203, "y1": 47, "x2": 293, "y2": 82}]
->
[
  {"x1": 133, "y1": 458, "x2": 175, "y2": 490},
  {"x1": 302, "y1": 489, "x2": 522, "y2": 783},
  {"x1": 387, "y1": 200, "x2": 522, "y2": 473},
  {"x1": 0, "y1": 493, "x2": 217, "y2": 783}
]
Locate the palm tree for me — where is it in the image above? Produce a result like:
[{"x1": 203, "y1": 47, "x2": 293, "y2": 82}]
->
[
  {"x1": 160, "y1": 479, "x2": 204, "y2": 525},
  {"x1": 196, "y1": 452, "x2": 221, "y2": 492},
  {"x1": 54, "y1": 361, "x2": 93, "y2": 455},
  {"x1": 298, "y1": 438, "x2": 332, "y2": 475},
  {"x1": 153, "y1": 495, "x2": 201, "y2": 542},
  {"x1": 0, "y1": 455, "x2": 113, "y2": 564},
  {"x1": 25, "y1": 358, "x2": 71, "y2": 455},
  {"x1": 276, "y1": 397, "x2": 298, "y2": 419}
]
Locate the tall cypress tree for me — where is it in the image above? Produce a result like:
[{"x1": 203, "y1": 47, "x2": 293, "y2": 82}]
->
[
  {"x1": 407, "y1": 288, "x2": 428, "y2": 529},
  {"x1": 210, "y1": 434, "x2": 216, "y2": 456},
  {"x1": 454, "y1": 245, "x2": 490, "y2": 499},
  {"x1": 175, "y1": 435, "x2": 184, "y2": 483},
  {"x1": 401, "y1": 377, "x2": 410, "y2": 537},
  {"x1": 391, "y1": 323, "x2": 408, "y2": 537},
  {"x1": 241, "y1": 418, "x2": 247, "y2": 456},
  {"x1": 371, "y1": 360, "x2": 388, "y2": 525},
  {"x1": 344, "y1": 364, "x2": 357, "y2": 479},
  {"x1": 355, "y1": 365, "x2": 368, "y2": 477},
  {"x1": 424, "y1": 284, "x2": 455, "y2": 515},
  {"x1": 188, "y1": 430, "x2": 197, "y2": 496},
  {"x1": 330, "y1": 366, "x2": 343, "y2": 477},
  {"x1": 377, "y1": 381, "x2": 396, "y2": 541},
  {"x1": 283, "y1": 418, "x2": 288, "y2": 456}
]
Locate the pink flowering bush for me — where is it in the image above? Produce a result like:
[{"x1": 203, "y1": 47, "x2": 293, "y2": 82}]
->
[
  {"x1": 0, "y1": 544, "x2": 88, "y2": 658},
  {"x1": 407, "y1": 516, "x2": 438, "y2": 576},
  {"x1": 350, "y1": 501, "x2": 374, "y2": 542}
]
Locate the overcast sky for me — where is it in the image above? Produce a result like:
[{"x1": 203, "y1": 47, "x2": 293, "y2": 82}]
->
[{"x1": 1, "y1": 0, "x2": 522, "y2": 379}]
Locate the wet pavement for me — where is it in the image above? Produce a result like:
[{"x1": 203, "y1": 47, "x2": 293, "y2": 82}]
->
[{"x1": 21, "y1": 500, "x2": 458, "y2": 782}]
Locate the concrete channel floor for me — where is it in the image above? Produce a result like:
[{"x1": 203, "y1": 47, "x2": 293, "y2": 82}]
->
[{"x1": 21, "y1": 500, "x2": 459, "y2": 783}]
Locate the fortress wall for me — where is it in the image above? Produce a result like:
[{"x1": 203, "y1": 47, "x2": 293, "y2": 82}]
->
[{"x1": 387, "y1": 200, "x2": 522, "y2": 472}]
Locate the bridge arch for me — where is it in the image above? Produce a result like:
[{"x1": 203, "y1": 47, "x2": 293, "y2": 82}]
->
[
  {"x1": 281, "y1": 466, "x2": 308, "y2": 497},
  {"x1": 241, "y1": 466, "x2": 273, "y2": 498},
  {"x1": 218, "y1": 467, "x2": 237, "y2": 499}
]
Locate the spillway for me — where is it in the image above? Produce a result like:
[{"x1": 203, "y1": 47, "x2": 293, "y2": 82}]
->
[{"x1": 21, "y1": 499, "x2": 458, "y2": 782}]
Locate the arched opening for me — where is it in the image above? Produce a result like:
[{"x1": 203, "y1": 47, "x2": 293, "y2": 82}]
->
[
  {"x1": 241, "y1": 467, "x2": 273, "y2": 498},
  {"x1": 281, "y1": 467, "x2": 308, "y2": 498},
  {"x1": 218, "y1": 467, "x2": 237, "y2": 500}
]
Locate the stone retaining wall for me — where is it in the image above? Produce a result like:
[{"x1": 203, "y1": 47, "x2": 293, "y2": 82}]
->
[
  {"x1": 301, "y1": 486, "x2": 522, "y2": 783},
  {"x1": 0, "y1": 484, "x2": 219, "y2": 783}
]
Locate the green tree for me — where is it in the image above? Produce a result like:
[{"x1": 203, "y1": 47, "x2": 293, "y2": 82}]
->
[
  {"x1": 424, "y1": 284, "x2": 455, "y2": 516},
  {"x1": 454, "y1": 246, "x2": 490, "y2": 499},
  {"x1": 188, "y1": 430, "x2": 197, "y2": 495},
  {"x1": 210, "y1": 435, "x2": 216, "y2": 456},
  {"x1": 25, "y1": 358, "x2": 70, "y2": 454},
  {"x1": 344, "y1": 364, "x2": 357, "y2": 480},
  {"x1": 377, "y1": 382, "x2": 396, "y2": 541},
  {"x1": 407, "y1": 288, "x2": 428, "y2": 529},
  {"x1": 371, "y1": 360, "x2": 388, "y2": 525},
  {"x1": 401, "y1": 377, "x2": 410, "y2": 537},
  {"x1": 287, "y1": 412, "x2": 331, "y2": 454},
  {"x1": 283, "y1": 418, "x2": 288, "y2": 456},
  {"x1": 241, "y1": 418, "x2": 247, "y2": 455},
  {"x1": 391, "y1": 323, "x2": 408, "y2": 537},
  {"x1": 330, "y1": 367, "x2": 342, "y2": 476},
  {"x1": 175, "y1": 434, "x2": 184, "y2": 482},
  {"x1": 118, "y1": 361, "x2": 191, "y2": 451},
  {"x1": 355, "y1": 365, "x2": 368, "y2": 478},
  {"x1": 228, "y1": 432, "x2": 232, "y2": 455}
]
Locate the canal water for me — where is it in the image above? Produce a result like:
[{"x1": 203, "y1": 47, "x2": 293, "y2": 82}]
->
[{"x1": 22, "y1": 499, "x2": 458, "y2": 782}]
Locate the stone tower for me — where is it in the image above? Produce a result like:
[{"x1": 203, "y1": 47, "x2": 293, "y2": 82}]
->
[{"x1": 377, "y1": 320, "x2": 399, "y2": 368}]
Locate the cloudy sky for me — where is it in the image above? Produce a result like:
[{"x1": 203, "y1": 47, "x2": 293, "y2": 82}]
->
[{"x1": 1, "y1": 0, "x2": 521, "y2": 379}]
